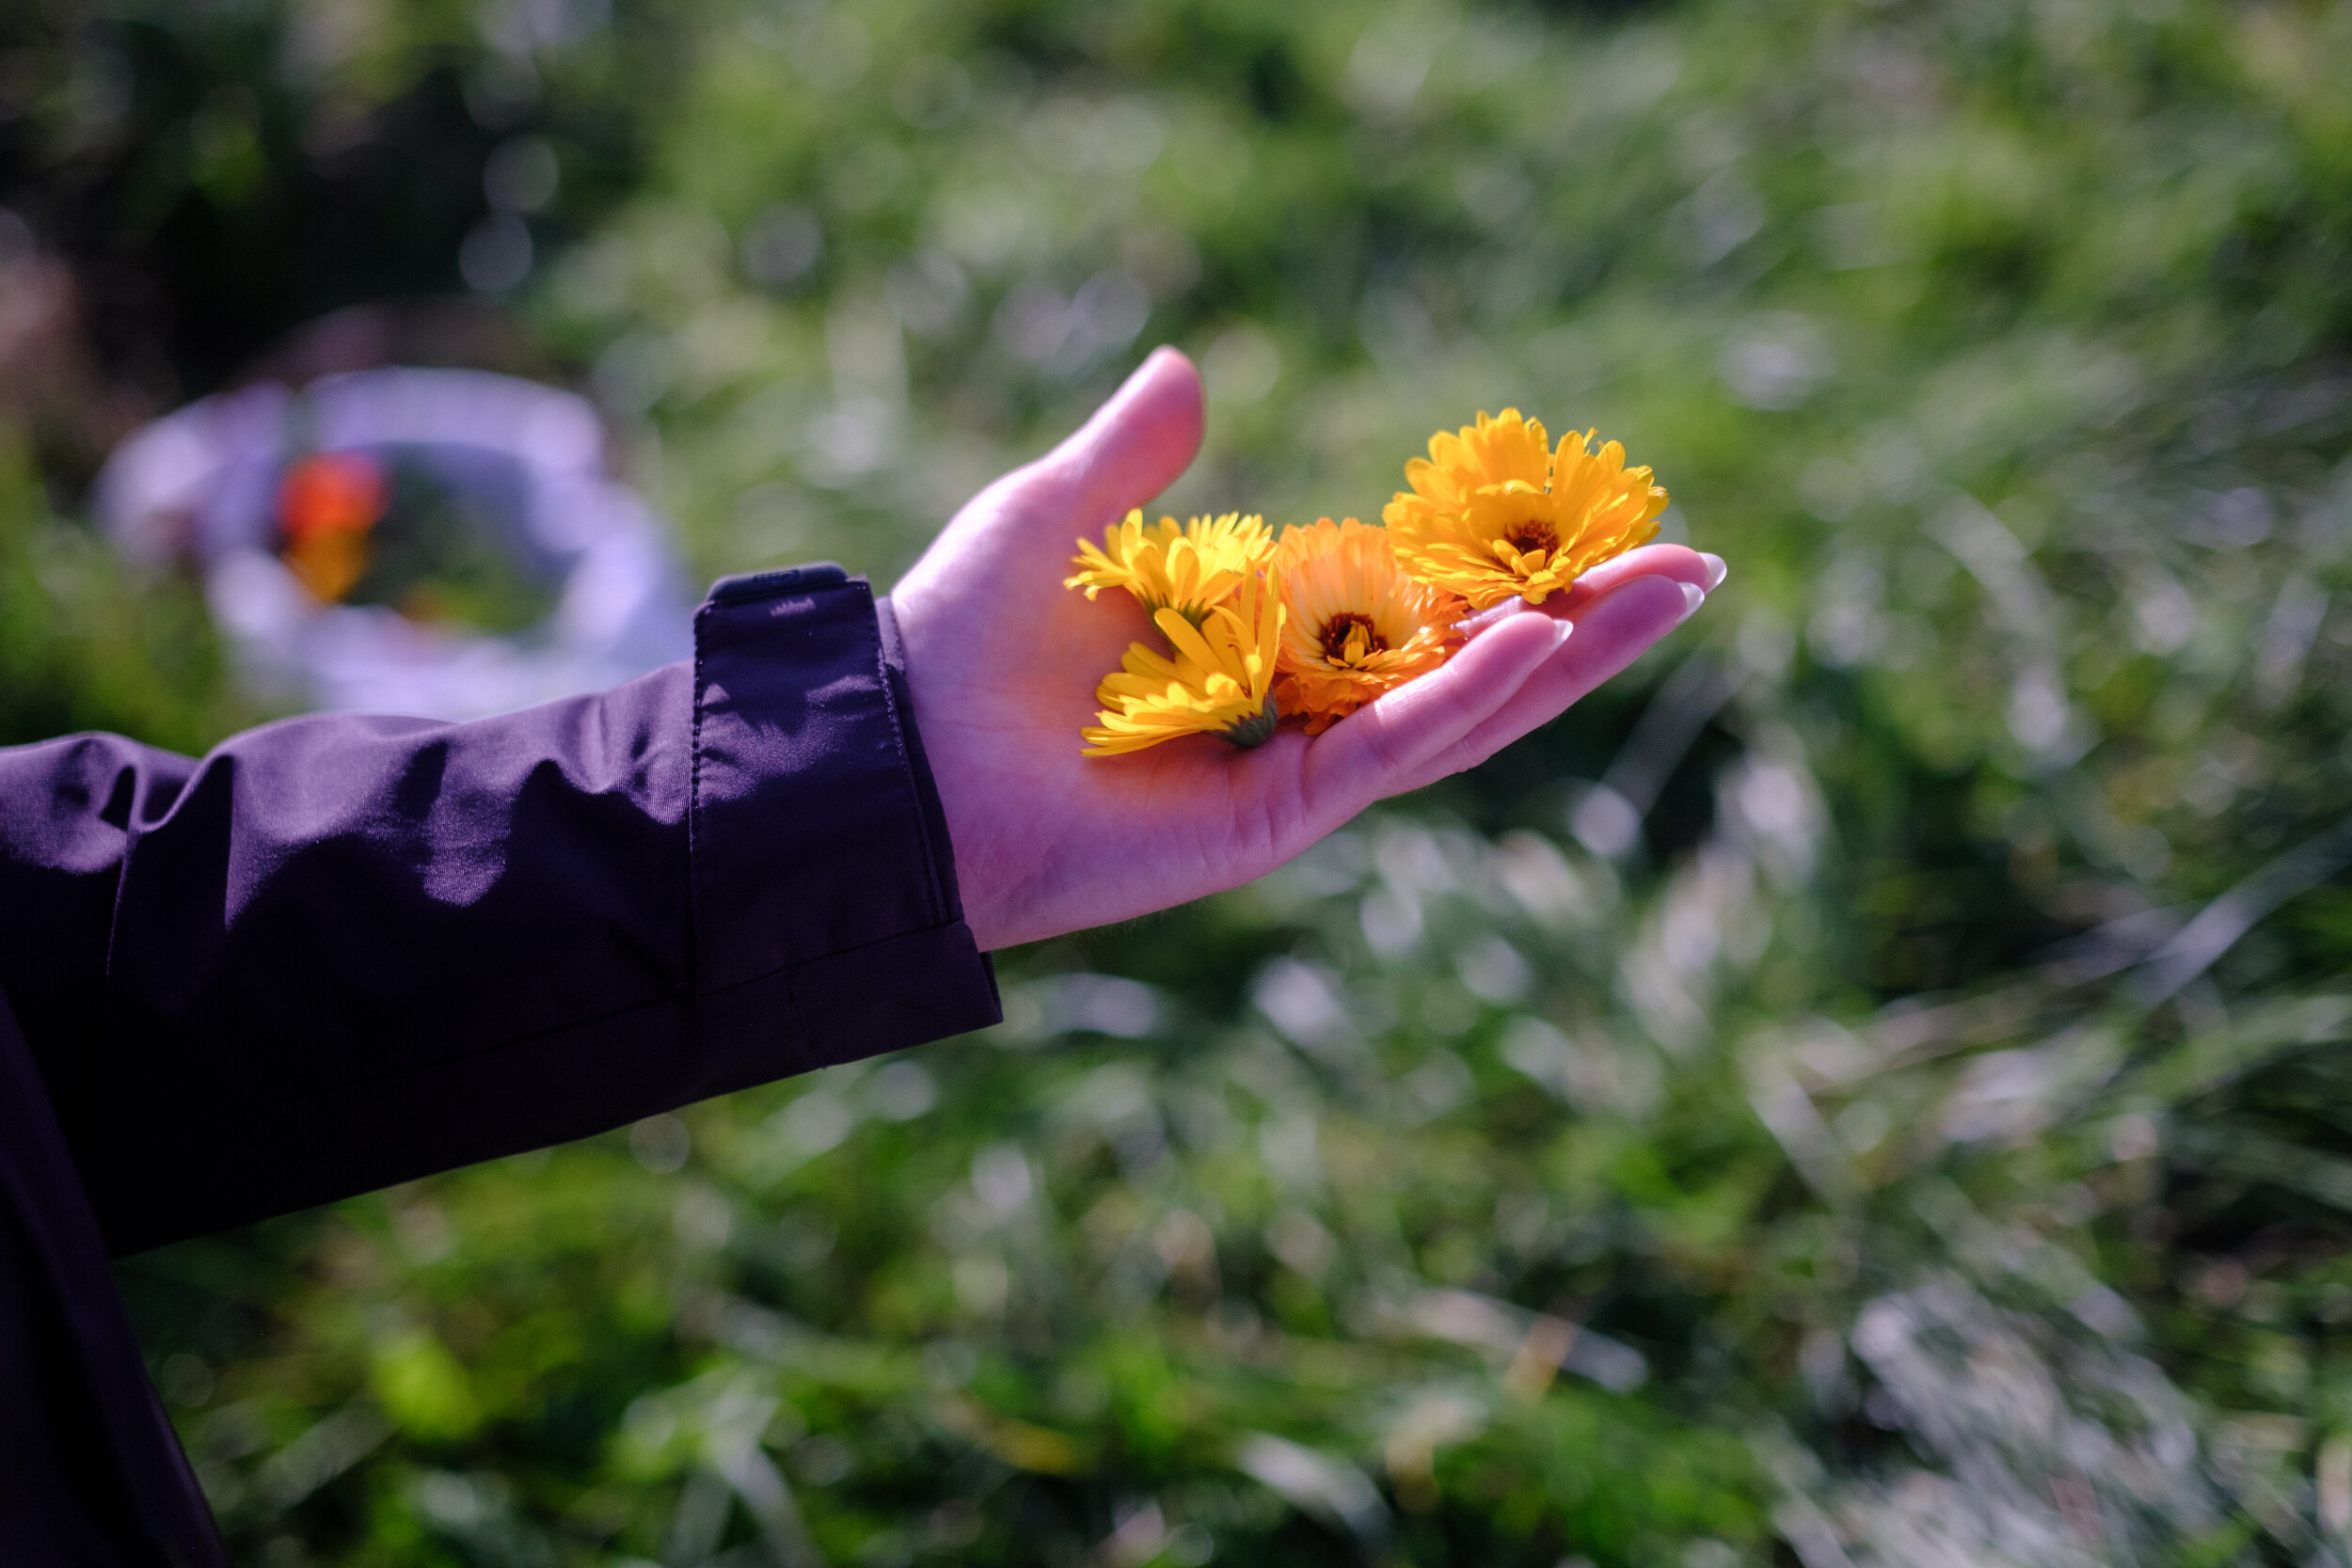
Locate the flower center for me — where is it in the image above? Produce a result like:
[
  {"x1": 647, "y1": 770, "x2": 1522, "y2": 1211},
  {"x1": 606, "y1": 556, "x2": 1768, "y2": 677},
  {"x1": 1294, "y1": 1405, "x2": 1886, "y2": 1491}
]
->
[
  {"x1": 1502, "y1": 519, "x2": 1558, "y2": 559},
  {"x1": 1319, "y1": 611, "x2": 1388, "y2": 666}
]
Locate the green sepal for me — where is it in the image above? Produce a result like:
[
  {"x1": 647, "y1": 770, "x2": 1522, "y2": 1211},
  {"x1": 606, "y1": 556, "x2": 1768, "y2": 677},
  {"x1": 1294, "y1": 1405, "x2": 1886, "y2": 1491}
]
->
[{"x1": 1217, "y1": 691, "x2": 1280, "y2": 750}]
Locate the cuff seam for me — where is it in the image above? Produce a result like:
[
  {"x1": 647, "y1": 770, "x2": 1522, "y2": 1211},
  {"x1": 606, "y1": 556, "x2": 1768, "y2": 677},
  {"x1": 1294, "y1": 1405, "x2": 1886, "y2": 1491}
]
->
[
  {"x1": 867, "y1": 597, "x2": 949, "y2": 931},
  {"x1": 700, "y1": 915, "x2": 976, "y2": 1002}
]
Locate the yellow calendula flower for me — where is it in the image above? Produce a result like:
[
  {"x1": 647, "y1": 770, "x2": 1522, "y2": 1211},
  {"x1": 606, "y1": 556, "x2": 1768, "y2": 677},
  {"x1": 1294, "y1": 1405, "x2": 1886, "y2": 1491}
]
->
[
  {"x1": 1270, "y1": 517, "x2": 1467, "y2": 735},
  {"x1": 1383, "y1": 409, "x2": 1669, "y2": 608},
  {"x1": 1081, "y1": 575, "x2": 1285, "y2": 755},
  {"x1": 1066, "y1": 509, "x2": 1273, "y2": 623}
]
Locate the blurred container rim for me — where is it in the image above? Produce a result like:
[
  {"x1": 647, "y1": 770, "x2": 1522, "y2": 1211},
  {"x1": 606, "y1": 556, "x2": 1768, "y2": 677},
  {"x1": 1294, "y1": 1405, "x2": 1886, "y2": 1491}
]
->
[{"x1": 95, "y1": 365, "x2": 693, "y2": 721}]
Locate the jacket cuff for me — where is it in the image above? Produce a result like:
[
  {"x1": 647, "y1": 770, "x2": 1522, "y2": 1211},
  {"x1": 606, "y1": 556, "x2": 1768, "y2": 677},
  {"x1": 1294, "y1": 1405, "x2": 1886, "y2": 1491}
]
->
[{"x1": 691, "y1": 564, "x2": 998, "y2": 1064}]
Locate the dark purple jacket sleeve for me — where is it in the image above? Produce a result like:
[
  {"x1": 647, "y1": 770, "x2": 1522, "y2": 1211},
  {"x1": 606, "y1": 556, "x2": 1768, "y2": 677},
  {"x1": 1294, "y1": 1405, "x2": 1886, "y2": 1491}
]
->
[{"x1": 0, "y1": 564, "x2": 997, "y2": 1256}]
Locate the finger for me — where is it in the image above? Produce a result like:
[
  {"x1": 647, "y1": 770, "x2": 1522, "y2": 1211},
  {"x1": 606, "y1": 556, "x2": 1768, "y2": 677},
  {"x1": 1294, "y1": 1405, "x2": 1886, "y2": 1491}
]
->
[
  {"x1": 1387, "y1": 574, "x2": 1702, "y2": 796},
  {"x1": 1556, "y1": 544, "x2": 1724, "y2": 611},
  {"x1": 1027, "y1": 345, "x2": 1206, "y2": 526},
  {"x1": 1298, "y1": 609, "x2": 1571, "y2": 825},
  {"x1": 1455, "y1": 544, "x2": 1722, "y2": 635}
]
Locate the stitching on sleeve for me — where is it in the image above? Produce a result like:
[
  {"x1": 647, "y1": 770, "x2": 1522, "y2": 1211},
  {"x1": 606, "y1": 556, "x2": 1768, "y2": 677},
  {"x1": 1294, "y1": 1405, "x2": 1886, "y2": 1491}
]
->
[
  {"x1": 687, "y1": 603, "x2": 708, "y2": 993},
  {"x1": 860, "y1": 588, "x2": 949, "y2": 929}
]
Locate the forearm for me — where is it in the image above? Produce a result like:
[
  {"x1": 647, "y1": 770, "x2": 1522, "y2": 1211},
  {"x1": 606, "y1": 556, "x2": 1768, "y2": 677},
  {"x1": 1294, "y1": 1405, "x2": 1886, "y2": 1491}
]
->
[{"x1": 2, "y1": 567, "x2": 998, "y2": 1254}]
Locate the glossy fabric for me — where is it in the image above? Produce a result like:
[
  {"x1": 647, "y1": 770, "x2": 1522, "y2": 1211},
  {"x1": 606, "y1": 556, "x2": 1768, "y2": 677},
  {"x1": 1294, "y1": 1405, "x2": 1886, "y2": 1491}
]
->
[{"x1": 0, "y1": 566, "x2": 997, "y2": 1561}]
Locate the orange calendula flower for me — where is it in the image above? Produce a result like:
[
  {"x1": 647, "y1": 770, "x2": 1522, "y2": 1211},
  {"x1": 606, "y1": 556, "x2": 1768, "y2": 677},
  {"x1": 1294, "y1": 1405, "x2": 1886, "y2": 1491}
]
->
[
  {"x1": 1383, "y1": 409, "x2": 1668, "y2": 609},
  {"x1": 1065, "y1": 510, "x2": 1272, "y2": 624},
  {"x1": 277, "y1": 451, "x2": 389, "y2": 603},
  {"x1": 1269, "y1": 517, "x2": 1466, "y2": 735},
  {"x1": 1081, "y1": 574, "x2": 1284, "y2": 755}
]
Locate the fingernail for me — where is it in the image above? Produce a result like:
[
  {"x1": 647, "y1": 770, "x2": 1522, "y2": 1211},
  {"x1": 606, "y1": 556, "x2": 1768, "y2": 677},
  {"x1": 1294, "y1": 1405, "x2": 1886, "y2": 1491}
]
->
[
  {"x1": 1699, "y1": 552, "x2": 1727, "y2": 591},
  {"x1": 1677, "y1": 581, "x2": 1706, "y2": 623}
]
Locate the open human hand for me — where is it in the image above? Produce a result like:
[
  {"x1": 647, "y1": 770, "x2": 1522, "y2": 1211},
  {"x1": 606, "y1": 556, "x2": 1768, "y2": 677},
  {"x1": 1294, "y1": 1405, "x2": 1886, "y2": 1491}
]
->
[{"x1": 889, "y1": 348, "x2": 1724, "y2": 952}]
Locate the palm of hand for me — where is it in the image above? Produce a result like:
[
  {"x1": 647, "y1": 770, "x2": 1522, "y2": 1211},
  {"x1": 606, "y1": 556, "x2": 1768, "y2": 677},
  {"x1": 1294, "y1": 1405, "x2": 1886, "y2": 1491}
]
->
[{"x1": 890, "y1": 350, "x2": 1716, "y2": 952}]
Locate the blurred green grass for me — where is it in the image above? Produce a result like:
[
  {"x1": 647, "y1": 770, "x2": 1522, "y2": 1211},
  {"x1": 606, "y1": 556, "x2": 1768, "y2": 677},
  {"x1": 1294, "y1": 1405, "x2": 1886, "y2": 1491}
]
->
[{"x1": 6, "y1": 0, "x2": 2352, "y2": 1562}]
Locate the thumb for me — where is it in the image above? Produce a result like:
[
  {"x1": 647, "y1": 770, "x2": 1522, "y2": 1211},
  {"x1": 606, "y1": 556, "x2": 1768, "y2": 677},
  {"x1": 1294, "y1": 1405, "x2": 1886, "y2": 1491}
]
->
[
  {"x1": 897, "y1": 348, "x2": 1205, "y2": 606},
  {"x1": 1026, "y1": 346, "x2": 1206, "y2": 529}
]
